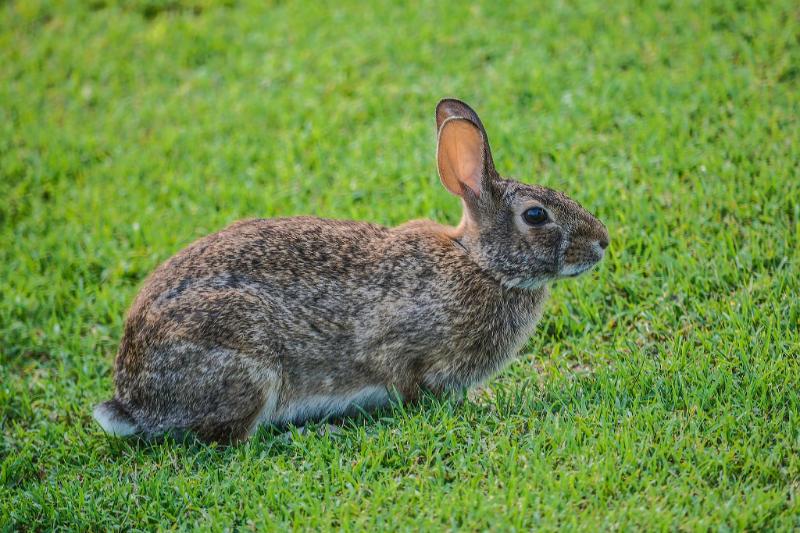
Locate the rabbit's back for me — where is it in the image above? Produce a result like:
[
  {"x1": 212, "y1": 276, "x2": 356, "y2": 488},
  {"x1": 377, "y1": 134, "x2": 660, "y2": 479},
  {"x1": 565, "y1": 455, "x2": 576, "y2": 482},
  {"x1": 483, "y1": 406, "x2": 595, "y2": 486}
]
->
[{"x1": 119, "y1": 217, "x2": 391, "y2": 366}]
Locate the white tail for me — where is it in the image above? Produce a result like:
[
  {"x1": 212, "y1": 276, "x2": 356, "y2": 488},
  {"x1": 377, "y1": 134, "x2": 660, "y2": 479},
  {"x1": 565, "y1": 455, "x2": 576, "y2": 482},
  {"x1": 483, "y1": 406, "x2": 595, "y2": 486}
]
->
[{"x1": 93, "y1": 400, "x2": 139, "y2": 437}]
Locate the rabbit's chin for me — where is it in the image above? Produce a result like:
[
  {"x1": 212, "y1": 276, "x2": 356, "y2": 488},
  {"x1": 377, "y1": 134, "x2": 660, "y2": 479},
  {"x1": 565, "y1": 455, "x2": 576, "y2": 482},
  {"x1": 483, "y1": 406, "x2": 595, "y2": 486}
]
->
[{"x1": 558, "y1": 262, "x2": 598, "y2": 278}]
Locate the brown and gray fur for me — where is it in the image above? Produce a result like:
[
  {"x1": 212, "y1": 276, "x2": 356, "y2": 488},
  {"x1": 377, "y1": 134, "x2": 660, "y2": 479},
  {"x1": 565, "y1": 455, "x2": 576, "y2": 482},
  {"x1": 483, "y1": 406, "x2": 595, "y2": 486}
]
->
[{"x1": 93, "y1": 99, "x2": 609, "y2": 443}]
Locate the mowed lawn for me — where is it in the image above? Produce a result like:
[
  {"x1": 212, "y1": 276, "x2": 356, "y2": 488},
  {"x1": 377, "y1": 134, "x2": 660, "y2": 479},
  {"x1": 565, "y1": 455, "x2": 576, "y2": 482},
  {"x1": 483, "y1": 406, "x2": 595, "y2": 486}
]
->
[{"x1": 2, "y1": 0, "x2": 799, "y2": 529}]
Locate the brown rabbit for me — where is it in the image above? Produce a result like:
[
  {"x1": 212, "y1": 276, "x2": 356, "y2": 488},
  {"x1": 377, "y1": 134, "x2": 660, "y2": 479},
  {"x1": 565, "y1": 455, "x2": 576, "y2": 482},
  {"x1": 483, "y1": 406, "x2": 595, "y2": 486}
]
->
[{"x1": 93, "y1": 99, "x2": 609, "y2": 443}]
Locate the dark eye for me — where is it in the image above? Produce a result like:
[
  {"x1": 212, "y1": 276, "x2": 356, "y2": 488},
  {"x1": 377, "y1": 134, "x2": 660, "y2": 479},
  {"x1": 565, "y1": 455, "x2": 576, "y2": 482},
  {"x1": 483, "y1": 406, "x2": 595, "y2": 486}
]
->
[{"x1": 522, "y1": 207, "x2": 548, "y2": 226}]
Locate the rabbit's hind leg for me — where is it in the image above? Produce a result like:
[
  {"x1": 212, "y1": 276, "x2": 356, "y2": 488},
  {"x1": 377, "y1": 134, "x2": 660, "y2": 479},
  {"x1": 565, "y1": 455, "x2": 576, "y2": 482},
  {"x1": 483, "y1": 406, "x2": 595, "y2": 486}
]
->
[
  {"x1": 189, "y1": 350, "x2": 282, "y2": 444},
  {"x1": 118, "y1": 342, "x2": 281, "y2": 444}
]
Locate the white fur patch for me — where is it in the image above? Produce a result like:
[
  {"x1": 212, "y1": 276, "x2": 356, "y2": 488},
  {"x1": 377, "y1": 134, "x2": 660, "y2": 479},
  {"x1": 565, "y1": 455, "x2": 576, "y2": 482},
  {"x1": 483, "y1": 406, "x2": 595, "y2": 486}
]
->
[
  {"x1": 93, "y1": 404, "x2": 138, "y2": 437},
  {"x1": 502, "y1": 276, "x2": 546, "y2": 290},
  {"x1": 249, "y1": 380, "x2": 282, "y2": 436},
  {"x1": 515, "y1": 278, "x2": 546, "y2": 290},
  {"x1": 273, "y1": 386, "x2": 391, "y2": 426}
]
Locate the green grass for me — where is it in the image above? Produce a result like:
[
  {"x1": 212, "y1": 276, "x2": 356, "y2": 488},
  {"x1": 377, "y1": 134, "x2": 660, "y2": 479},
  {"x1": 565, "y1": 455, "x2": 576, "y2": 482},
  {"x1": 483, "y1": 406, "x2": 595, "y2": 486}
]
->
[{"x1": 2, "y1": 0, "x2": 799, "y2": 529}]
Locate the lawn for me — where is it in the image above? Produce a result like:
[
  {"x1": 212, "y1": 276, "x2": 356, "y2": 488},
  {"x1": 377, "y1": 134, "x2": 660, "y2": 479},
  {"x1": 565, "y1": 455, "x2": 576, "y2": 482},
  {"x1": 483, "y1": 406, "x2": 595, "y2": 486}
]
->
[{"x1": 2, "y1": 0, "x2": 799, "y2": 529}]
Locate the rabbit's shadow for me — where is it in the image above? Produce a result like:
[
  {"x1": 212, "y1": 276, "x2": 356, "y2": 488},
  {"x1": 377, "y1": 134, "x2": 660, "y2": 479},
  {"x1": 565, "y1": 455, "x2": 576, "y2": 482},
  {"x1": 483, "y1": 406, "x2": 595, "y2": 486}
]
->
[
  {"x1": 99, "y1": 392, "x2": 502, "y2": 464},
  {"x1": 98, "y1": 370, "x2": 605, "y2": 466},
  {"x1": 97, "y1": 366, "x2": 595, "y2": 458},
  {"x1": 95, "y1": 388, "x2": 520, "y2": 472}
]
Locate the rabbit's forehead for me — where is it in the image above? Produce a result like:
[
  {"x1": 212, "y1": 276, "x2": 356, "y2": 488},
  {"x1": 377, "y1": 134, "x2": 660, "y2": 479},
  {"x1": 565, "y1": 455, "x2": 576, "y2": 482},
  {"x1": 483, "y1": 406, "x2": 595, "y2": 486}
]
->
[{"x1": 502, "y1": 181, "x2": 580, "y2": 212}]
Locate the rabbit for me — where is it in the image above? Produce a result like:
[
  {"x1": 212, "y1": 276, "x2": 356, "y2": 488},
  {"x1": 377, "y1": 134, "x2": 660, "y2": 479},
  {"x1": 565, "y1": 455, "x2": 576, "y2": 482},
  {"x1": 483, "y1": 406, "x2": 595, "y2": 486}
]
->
[{"x1": 93, "y1": 98, "x2": 609, "y2": 443}]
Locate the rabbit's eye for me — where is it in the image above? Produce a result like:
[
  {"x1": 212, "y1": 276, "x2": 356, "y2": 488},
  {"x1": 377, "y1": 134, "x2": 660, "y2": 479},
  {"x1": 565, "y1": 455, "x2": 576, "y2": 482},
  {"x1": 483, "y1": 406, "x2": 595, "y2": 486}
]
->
[{"x1": 522, "y1": 207, "x2": 548, "y2": 226}]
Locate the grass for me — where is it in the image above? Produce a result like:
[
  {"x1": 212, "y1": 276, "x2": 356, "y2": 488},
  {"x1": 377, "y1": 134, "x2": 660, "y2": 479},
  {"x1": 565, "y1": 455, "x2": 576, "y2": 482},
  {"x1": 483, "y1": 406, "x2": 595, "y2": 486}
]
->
[{"x1": 1, "y1": 0, "x2": 799, "y2": 529}]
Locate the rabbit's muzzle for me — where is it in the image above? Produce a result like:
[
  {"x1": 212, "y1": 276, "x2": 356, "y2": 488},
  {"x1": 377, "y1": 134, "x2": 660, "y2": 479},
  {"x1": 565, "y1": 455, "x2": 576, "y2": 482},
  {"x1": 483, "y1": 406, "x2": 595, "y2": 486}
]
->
[{"x1": 559, "y1": 226, "x2": 609, "y2": 278}]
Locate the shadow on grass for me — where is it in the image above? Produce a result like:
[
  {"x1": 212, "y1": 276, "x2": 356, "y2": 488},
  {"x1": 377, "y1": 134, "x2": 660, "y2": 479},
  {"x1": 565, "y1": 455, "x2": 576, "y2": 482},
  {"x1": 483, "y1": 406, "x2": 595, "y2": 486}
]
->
[{"x1": 94, "y1": 390, "x2": 499, "y2": 457}]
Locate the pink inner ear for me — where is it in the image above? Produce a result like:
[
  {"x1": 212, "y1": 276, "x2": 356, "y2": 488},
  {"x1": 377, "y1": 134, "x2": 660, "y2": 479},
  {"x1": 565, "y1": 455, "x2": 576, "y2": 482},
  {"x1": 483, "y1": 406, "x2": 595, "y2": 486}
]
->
[{"x1": 438, "y1": 119, "x2": 484, "y2": 197}]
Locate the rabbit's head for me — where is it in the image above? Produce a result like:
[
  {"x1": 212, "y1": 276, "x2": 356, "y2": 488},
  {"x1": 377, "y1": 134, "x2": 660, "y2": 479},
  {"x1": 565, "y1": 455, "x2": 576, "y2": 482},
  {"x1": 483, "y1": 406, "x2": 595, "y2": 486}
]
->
[{"x1": 436, "y1": 99, "x2": 609, "y2": 290}]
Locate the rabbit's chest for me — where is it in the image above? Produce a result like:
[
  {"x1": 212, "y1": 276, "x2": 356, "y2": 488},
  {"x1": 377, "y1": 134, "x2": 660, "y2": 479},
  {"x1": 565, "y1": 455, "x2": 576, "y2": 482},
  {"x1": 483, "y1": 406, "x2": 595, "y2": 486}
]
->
[{"x1": 417, "y1": 287, "x2": 548, "y2": 392}]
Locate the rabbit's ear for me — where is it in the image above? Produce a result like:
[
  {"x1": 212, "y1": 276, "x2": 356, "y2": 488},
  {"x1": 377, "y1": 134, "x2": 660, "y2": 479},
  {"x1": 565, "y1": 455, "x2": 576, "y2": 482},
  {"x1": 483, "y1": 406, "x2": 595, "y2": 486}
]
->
[
  {"x1": 437, "y1": 117, "x2": 491, "y2": 198},
  {"x1": 436, "y1": 99, "x2": 496, "y2": 173},
  {"x1": 435, "y1": 99, "x2": 496, "y2": 198},
  {"x1": 437, "y1": 99, "x2": 485, "y2": 132}
]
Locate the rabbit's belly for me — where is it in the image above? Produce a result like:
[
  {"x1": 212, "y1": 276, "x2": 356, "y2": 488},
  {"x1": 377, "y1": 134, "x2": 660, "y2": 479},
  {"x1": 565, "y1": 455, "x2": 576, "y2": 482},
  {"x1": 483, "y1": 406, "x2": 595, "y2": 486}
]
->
[{"x1": 268, "y1": 385, "x2": 392, "y2": 426}]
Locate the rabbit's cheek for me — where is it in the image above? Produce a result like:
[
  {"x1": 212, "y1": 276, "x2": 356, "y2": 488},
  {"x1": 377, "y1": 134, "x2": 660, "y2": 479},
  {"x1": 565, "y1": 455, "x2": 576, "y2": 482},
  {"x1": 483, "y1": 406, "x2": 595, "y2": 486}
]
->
[{"x1": 527, "y1": 227, "x2": 562, "y2": 270}]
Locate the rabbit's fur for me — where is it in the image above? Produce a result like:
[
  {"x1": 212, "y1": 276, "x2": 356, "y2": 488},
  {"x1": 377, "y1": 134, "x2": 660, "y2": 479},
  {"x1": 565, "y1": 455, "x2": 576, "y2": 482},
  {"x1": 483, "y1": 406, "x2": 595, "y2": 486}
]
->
[{"x1": 94, "y1": 99, "x2": 609, "y2": 442}]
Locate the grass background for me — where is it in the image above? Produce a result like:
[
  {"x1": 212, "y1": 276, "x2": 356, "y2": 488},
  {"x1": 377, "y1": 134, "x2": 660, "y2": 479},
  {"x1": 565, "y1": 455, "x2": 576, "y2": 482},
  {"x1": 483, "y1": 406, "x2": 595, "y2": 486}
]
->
[{"x1": 2, "y1": 0, "x2": 799, "y2": 529}]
